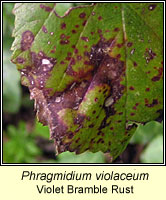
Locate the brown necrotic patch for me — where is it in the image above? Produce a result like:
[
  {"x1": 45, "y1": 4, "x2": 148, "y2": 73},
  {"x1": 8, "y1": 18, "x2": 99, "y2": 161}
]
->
[
  {"x1": 39, "y1": 81, "x2": 90, "y2": 143},
  {"x1": 29, "y1": 87, "x2": 69, "y2": 156},
  {"x1": 29, "y1": 37, "x2": 125, "y2": 153},
  {"x1": 86, "y1": 39, "x2": 125, "y2": 130},
  {"x1": 21, "y1": 30, "x2": 34, "y2": 51},
  {"x1": 20, "y1": 51, "x2": 56, "y2": 91},
  {"x1": 31, "y1": 51, "x2": 56, "y2": 73}
]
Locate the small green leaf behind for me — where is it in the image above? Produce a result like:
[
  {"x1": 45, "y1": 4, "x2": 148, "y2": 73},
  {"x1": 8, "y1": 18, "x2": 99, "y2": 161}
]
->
[
  {"x1": 3, "y1": 121, "x2": 41, "y2": 163},
  {"x1": 33, "y1": 120, "x2": 50, "y2": 139},
  {"x1": 130, "y1": 121, "x2": 163, "y2": 163},
  {"x1": 140, "y1": 135, "x2": 163, "y2": 163},
  {"x1": 3, "y1": 51, "x2": 21, "y2": 113},
  {"x1": 130, "y1": 121, "x2": 163, "y2": 145},
  {"x1": 43, "y1": 151, "x2": 105, "y2": 163}
]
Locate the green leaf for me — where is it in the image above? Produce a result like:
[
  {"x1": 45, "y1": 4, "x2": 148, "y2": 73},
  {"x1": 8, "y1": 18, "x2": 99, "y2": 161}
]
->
[
  {"x1": 11, "y1": 3, "x2": 163, "y2": 160},
  {"x1": 3, "y1": 51, "x2": 21, "y2": 113},
  {"x1": 33, "y1": 120, "x2": 50, "y2": 139},
  {"x1": 3, "y1": 121, "x2": 41, "y2": 163},
  {"x1": 140, "y1": 135, "x2": 163, "y2": 163},
  {"x1": 44, "y1": 151, "x2": 105, "y2": 163},
  {"x1": 56, "y1": 151, "x2": 105, "y2": 163},
  {"x1": 55, "y1": 3, "x2": 73, "y2": 16},
  {"x1": 130, "y1": 121, "x2": 163, "y2": 145}
]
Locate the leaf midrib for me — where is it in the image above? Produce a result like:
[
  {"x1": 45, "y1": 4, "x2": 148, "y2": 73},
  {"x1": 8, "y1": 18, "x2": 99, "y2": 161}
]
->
[{"x1": 56, "y1": 4, "x2": 97, "y2": 91}]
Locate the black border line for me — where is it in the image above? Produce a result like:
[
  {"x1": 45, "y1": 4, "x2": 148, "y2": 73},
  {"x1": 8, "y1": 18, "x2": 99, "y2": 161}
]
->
[{"x1": 1, "y1": 0, "x2": 165, "y2": 166}]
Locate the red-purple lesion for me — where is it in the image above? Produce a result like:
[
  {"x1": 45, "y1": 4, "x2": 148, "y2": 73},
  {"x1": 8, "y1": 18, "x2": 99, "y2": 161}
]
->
[
  {"x1": 42, "y1": 26, "x2": 48, "y2": 33},
  {"x1": 40, "y1": 4, "x2": 53, "y2": 12},
  {"x1": 144, "y1": 48, "x2": 156, "y2": 64},
  {"x1": 18, "y1": 50, "x2": 57, "y2": 92},
  {"x1": 144, "y1": 98, "x2": 159, "y2": 107},
  {"x1": 79, "y1": 12, "x2": 86, "y2": 18},
  {"x1": 21, "y1": 31, "x2": 34, "y2": 51},
  {"x1": 16, "y1": 57, "x2": 26, "y2": 64},
  {"x1": 19, "y1": 30, "x2": 126, "y2": 154},
  {"x1": 151, "y1": 66, "x2": 163, "y2": 82},
  {"x1": 58, "y1": 40, "x2": 125, "y2": 151}
]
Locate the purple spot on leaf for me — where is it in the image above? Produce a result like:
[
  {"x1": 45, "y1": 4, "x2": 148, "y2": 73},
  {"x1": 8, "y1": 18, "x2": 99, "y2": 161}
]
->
[
  {"x1": 133, "y1": 61, "x2": 137, "y2": 67},
  {"x1": 60, "y1": 61, "x2": 65, "y2": 64},
  {"x1": 98, "y1": 16, "x2": 102, "y2": 20},
  {"x1": 74, "y1": 48, "x2": 78, "y2": 54},
  {"x1": 40, "y1": 4, "x2": 53, "y2": 12},
  {"x1": 94, "y1": 98, "x2": 98, "y2": 102},
  {"x1": 60, "y1": 40, "x2": 69, "y2": 45},
  {"x1": 82, "y1": 20, "x2": 87, "y2": 26},
  {"x1": 130, "y1": 113, "x2": 135, "y2": 116},
  {"x1": 79, "y1": 12, "x2": 86, "y2": 18},
  {"x1": 61, "y1": 23, "x2": 66, "y2": 29},
  {"x1": 77, "y1": 55, "x2": 82, "y2": 60},
  {"x1": 127, "y1": 42, "x2": 133, "y2": 47},
  {"x1": 129, "y1": 86, "x2": 135, "y2": 90},
  {"x1": 16, "y1": 57, "x2": 25, "y2": 64},
  {"x1": 146, "y1": 88, "x2": 150, "y2": 92},
  {"x1": 151, "y1": 76, "x2": 160, "y2": 82},
  {"x1": 72, "y1": 29, "x2": 76, "y2": 34},
  {"x1": 21, "y1": 30, "x2": 34, "y2": 51},
  {"x1": 60, "y1": 34, "x2": 65, "y2": 39},
  {"x1": 114, "y1": 27, "x2": 120, "y2": 32},
  {"x1": 42, "y1": 26, "x2": 48, "y2": 33},
  {"x1": 81, "y1": 37, "x2": 89, "y2": 42}
]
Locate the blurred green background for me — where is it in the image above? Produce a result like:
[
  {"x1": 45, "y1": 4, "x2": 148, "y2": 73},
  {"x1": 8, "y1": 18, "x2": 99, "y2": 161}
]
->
[{"x1": 3, "y1": 3, "x2": 163, "y2": 164}]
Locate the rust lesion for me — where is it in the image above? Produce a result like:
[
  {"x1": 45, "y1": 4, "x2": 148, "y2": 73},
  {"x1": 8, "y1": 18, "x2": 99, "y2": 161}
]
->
[
  {"x1": 21, "y1": 30, "x2": 34, "y2": 51},
  {"x1": 19, "y1": 29, "x2": 126, "y2": 154},
  {"x1": 52, "y1": 38, "x2": 125, "y2": 152}
]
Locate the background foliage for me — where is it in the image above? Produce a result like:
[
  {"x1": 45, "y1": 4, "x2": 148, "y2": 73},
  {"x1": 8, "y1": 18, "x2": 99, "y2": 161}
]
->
[{"x1": 3, "y1": 3, "x2": 163, "y2": 163}]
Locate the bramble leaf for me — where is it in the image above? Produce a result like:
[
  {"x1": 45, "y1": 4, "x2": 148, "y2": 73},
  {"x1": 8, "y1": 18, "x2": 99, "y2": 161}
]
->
[{"x1": 11, "y1": 3, "x2": 163, "y2": 160}]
